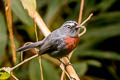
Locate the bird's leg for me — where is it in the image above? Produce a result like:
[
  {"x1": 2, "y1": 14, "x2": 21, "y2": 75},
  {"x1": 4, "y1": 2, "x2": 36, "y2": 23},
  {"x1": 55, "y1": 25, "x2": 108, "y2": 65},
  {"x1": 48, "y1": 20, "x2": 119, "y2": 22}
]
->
[
  {"x1": 57, "y1": 58, "x2": 66, "y2": 66},
  {"x1": 58, "y1": 57, "x2": 72, "y2": 68},
  {"x1": 65, "y1": 56, "x2": 72, "y2": 66},
  {"x1": 66, "y1": 55, "x2": 70, "y2": 60}
]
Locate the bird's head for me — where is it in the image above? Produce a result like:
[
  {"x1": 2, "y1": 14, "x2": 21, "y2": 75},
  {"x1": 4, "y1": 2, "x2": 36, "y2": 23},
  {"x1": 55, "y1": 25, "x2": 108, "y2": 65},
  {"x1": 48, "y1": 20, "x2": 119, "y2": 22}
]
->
[{"x1": 60, "y1": 21, "x2": 82, "y2": 37}]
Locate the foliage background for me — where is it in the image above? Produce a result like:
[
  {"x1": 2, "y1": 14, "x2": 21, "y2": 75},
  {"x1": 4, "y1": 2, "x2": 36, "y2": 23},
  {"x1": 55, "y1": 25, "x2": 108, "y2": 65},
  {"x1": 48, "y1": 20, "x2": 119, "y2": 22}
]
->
[{"x1": 0, "y1": 0, "x2": 120, "y2": 80}]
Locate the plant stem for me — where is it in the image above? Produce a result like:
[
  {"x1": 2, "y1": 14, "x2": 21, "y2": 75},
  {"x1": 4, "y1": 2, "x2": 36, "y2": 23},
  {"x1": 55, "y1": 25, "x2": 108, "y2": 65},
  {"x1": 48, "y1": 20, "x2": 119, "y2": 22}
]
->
[
  {"x1": 34, "y1": 22, "x2": 39, "y2": 41},
  {"x1": 79, "y1": 26, "x2": 86, "y2": 37},
  {"x1": 11, "y1": 72, "x2": 19, "y2": 80},
  {"x1": 78, "y1": 0, "x2": 84, "y2": 24},
  {"x1": 38, "y1": 56, "x2": 44, "y2": 80},
  {"x1": 11, "y1": 54, "x2": 38, "y2": 71},
  {"x1": 78, "y1": 13, "x2": 93, "y2": 27},
  {"x1": 5, "y1": 0, "x2": 16, "y2": 63},
  {"x1": 34, "y1": 20, "x2": 44, "y2": 80}
]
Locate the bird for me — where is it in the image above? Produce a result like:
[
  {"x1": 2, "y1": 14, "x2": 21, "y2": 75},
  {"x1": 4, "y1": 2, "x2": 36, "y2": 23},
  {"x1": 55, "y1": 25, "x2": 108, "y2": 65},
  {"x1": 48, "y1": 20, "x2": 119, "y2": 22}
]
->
[{"x1": 16, "y1": 21, "x2": 82, "y2": 59}]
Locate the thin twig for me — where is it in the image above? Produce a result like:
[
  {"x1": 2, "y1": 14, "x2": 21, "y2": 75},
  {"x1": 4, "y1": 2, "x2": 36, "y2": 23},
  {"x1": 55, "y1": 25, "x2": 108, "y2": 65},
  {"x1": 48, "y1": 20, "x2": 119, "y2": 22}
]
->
[
  {"x1": 11, "y1": 73, "x2": 19, "y2": 80},
  {"x1": 60, "y1": 64, "x2": 71, "y2": 79},
  {"x1": 20, "y1": 52, "x2": 23, "y2": 61},
  {"x1": 34, "y1": 11, "x2": 51, "y2": 37},
  {"x1": 20, "y1": 42, "x2": 33, "y2": 61},
  {"x1": 78, "y1": 0, "x2": 84, "y2": 24},
  {"x1": 34, "y1": 20, "x2": 44, "y2": 80},
  {"x1": 34, "y1": 23, "x2": 39, "y2": 41},
  {"x1": 60, "y1": 72, "x2": 66, "y2": 80},
  {"x1": 11, "y1": 54, "x2": 38, "y2": 71},
  {"x1": 5, "y1": 0, "x2": 16, "y2": 63},
  {"x1": 38, "y1": 56, "x2": 44, "y2": 80},
  {"x1": 79, "y1": 26, "x2": 86, "y2": 37},
  {"x1": 78, "y1": 13, "x2": 93, "y2": 27}
]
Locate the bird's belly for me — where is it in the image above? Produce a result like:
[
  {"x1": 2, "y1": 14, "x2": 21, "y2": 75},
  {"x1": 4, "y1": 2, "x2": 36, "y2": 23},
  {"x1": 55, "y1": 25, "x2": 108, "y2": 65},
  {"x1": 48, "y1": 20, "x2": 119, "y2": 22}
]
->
[
  {"x1": 44, "y1": 37, "x2": 79, "y2": 58},
  {"x1": 49, "y1": 49, "x2": 68, "y2": 58},
  {"x1": 64, "y1": 37, "x2": 79, "y2": 52}
]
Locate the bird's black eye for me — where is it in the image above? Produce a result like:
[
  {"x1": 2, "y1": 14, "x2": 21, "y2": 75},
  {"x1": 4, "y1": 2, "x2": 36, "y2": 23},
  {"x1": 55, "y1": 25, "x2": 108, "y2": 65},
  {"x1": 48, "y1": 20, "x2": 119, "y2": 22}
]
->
[
  {"x1": 68, "y1": 26, "x2": 70, "y2": 28},
  {"x1": 67, "y1": 25, "x2": 71, "y2": 28}
]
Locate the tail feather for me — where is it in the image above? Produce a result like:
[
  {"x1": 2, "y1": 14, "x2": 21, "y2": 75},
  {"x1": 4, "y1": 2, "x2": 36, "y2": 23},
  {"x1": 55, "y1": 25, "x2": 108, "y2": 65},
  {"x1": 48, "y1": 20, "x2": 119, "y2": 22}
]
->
[{"x1": 16, "y1": 41, "x2": 43, "y2": 52}]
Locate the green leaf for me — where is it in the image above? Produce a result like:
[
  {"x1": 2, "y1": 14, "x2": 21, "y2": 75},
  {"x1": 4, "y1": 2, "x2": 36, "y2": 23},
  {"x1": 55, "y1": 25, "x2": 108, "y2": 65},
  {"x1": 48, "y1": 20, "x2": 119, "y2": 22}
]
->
[
  {"x1": 74, "y1": 50, "x2": 120, "y2": 61},
  {"x1": 0, "y1": 13, "x2": 7, "y2": 64},
  {"x1": 21, "y1": 0, "x2": 36, "y2": 18},
  {"x1": 85, "y1": 60, "x2": 102, "y2": 67},
  {"x1": 16, "y1": 25, "x2": 35, "y2": 40},
  {"x1": 89, "y1": 12, "x2": 120, "y2": 27},
  {"x1": 108, "y1": 66, "x2": 120, "y2": 80},
  {"x1": 29, "y1": 58, "x2": 59, "y2": 80},
  {"x1": 29, "y1": 58, "x2": 41, "y2": 80},
  {"x1": 42, "y1": 59, "x2": 59, "y2": 80},
  {"x1": 36, "y1": 0, "x2": 48, "y2": 8},
  {"x1": 21, "y1": 0, "x2": 36, "y2": 10},
  {"x1": 82, "y1": 24, "x2": 120, "y2": 40},
  {"x1": 74, "y1": 62, "x2": 88, "y2": 76},
  {"x1": 0, "y1": 72, "x2": 10, "y2": 79},
  {"x1": 97, "y1": 0, "x2": 116, "y2": 11},
  {"x1": 0, "y1": 67, "x2": 11, "y2": 79},
  {"x1": 11, "y1": 0, "x2": 33, "y2": 26},
  {"x1": 44, "y1": 0, "x2": 66, "y2": 25}
]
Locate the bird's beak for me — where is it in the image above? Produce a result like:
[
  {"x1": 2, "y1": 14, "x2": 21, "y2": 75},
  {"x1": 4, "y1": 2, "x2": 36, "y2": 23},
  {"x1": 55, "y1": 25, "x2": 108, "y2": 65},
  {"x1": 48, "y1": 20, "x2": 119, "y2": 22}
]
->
[{"x1": 75, "y1": 25, "x2": 82, "y2": 29}]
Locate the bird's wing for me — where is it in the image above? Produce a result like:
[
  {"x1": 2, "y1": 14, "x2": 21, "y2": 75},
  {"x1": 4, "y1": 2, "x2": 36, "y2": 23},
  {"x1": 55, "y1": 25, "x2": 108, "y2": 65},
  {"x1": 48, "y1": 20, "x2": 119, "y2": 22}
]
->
[
  {"x1": 38, "y1": 34, "x2": 66, "y2": 55},
  {"x1": 16, "y1": 40, "x2": 44, "y2": 52}
]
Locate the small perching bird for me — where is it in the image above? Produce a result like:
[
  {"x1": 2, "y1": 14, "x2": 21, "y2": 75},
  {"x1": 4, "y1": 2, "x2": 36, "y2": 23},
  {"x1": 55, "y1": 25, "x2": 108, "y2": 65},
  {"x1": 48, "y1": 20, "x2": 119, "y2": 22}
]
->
[
  {"x1": 17, "y1": 13, "x2": 93, "y2": 59},
  {"x1": 17, "y1": 21, "x2": 83, "y2": 58}
]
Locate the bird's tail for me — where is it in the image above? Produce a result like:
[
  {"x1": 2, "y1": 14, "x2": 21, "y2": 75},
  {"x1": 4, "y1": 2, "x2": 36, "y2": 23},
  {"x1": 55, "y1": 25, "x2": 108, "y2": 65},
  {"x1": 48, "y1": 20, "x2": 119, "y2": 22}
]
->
[{"x1": 16, "y1": 41, "x2": 43, "y2": 52}]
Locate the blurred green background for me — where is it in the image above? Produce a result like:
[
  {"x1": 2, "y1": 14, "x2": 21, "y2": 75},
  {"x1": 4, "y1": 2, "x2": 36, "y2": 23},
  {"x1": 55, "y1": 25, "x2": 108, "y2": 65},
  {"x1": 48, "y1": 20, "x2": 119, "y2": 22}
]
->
[{"x1": 0, "y1": 0, "x2": 120, "y2": 80}]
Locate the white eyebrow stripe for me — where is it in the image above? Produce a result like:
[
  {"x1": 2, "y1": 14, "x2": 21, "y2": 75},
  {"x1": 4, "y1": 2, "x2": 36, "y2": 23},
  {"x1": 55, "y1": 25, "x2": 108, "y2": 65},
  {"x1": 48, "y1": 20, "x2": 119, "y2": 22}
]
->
[{"x1": 65, "y1": 23, "x2": 75, "y2": 26}]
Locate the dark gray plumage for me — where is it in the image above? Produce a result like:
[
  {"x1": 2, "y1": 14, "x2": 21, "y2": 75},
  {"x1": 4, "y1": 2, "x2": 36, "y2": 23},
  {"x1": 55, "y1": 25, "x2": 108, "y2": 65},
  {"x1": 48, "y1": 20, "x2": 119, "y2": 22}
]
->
[{"x1": 17, "y1": 21, "x2": 81, "y2": 58}]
